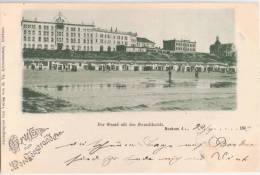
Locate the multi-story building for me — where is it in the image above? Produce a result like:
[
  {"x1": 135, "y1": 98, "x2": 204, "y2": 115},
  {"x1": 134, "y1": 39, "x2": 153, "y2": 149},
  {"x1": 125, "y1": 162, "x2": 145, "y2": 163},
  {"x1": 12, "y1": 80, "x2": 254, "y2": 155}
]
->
[
  {"x1": 137, "y1": 37, "x2": 155, "y2": 48},
  {"x1": 163, "y1": 39, "x2": 196, "y2": 53},
  {"x1": 209, "y1": 36, "x2": 236, "y2": 57},
  {"x1": 22, "y1": 13, "x2": 138, "y2": 52}
]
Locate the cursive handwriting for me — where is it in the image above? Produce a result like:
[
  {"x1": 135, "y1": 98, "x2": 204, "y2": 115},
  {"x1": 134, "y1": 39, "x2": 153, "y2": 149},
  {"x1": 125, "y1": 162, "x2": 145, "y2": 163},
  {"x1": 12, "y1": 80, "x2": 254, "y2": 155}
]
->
[{"x1": 58, "y1": 134, "x2": 254, "y2": 168}]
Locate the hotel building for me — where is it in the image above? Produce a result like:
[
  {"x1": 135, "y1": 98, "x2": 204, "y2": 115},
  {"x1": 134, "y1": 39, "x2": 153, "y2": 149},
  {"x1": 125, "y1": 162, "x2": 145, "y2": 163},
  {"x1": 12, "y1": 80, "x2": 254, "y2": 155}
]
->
[
  {"x1": 163, "y1": 39, "x2": 196, "y2": 53},
  {"x1": 22, "y1": 13, "x2": 141, "y2": 52},
  {"x1": 137, "y1": 37, "x2": 155, "y2": 48},
  {"x1": 209, "y1": 36, "x2": 236, "y2": 57}
]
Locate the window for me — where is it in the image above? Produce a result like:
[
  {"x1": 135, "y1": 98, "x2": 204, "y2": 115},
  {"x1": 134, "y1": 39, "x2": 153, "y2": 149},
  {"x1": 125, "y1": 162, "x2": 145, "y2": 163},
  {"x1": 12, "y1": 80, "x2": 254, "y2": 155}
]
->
[
  {"x1": 24, "y1": 36, "x2": 26, "y2": 41},
  {"x1": 38, "y1": 37, "x2": 41, "y2": 42},
  {"x1": 51, "y1": 45, "x2": 55, "y2": 49},
  {"x1": 83, "y1": 39, "x2": 86, "y2": 43},
  {"x1": 57, "y1": 38, "x2": 63, "y2": 42},
  {"x1": 78, "y1": 33, "x2": 80, "y2": 37},
  {"x1": 51, "y1": 32, "x2": 54, "y2": 36},
  {"x1": 28, "y1": 31, "x2": 31, "y2": 35},
  {"x1": 44, "y1": 37, "x2": 49, "y2": 42},
  {"x1": 51, "y1": 38, "x2": 54, "y2": 42},
  {"x1": 70, "y1": 38, "x2": 76, "y2": 43},
  {"x1": 78, "y1": 39, "x2": 80, "y2": 43},
  {"x1": 38, "y1": 31, "x2": 41, "y2": 35},
  {"x1": 37, "y1": 44, "x2": 42, "y2": 49},
  {"x1": 66, "y1": 38, "x2": 69, "y2": 43},
  {"x1": 72, "y1": 45, "x2": 75, "y2": 50},
  {"x1": 24, "y1": 43, "x2": 26, "y2": 48},
  {"x1": 66, "y1": 45, "x2": 69, "y2": 49},
  {"x1": 57, "y1": 32, "x2": 63, "y2": 36},
  {"x1": 66, "y1": 33, "x2": 69, "y2": 37},
  {"x1": 32, "y1": 37, "x2": 35, "y2": 42},
  {"x1": 39, "y1": 25, "x2": 41, "y2": 29},
  {"x1": 32, "y1": 31, "x2": 35, "y2": 35},
  {"x1": 44, "y1": 44, "x2": 48, "y2": 49},
  {"x1": 28, "y1": 37, "x2": 31, "y2": 41},
  {"x1": 32, "y1": 44, "x2": 35, "y2": 49},
  {"x1": 51, "y1": 26, "x2": 54, "y2": 30},
  {"x1": 24, "y1": 30, "x2": 26, "y2": 35},
  {"x1": 44, "y1": 31, "x2": 49, "y2": 36}
]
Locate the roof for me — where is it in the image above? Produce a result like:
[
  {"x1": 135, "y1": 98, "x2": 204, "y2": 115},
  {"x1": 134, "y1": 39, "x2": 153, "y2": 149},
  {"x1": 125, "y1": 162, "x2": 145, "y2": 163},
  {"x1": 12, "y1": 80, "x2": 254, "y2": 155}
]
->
[
  {"x1": 22, "y1": 19, "x2": 95, "y2": 27},
  {"x1": 163, "y1": 39, "x2": 196, "y2": 43},
  {"x1": 210, "y1": 43, "x2": 235, "y2": 50},
  {"x1": 137, "y1": 37, "x2": 155, "y2": 44},
  {"x1": 91, "y1": 28, "x2": 137, "y2": 36}
]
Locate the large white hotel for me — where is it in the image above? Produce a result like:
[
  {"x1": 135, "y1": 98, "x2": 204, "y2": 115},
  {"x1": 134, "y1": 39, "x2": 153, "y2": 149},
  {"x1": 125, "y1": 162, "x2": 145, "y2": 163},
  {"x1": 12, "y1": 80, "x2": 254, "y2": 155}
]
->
[{"x1": 22, "y1": 13, "x2": 155, "y2": 52}]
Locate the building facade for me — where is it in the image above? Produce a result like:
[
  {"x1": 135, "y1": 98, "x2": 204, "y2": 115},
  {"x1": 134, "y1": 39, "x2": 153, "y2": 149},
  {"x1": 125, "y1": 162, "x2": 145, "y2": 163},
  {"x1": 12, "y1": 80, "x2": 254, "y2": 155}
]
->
[
  {"x1": 163, "y1": 39, "x2": 196, "y2": 53},
  {"x1": 137, "y1": 37, "x2": 155, "y2": 48},
  {"x1": 209, "y1": 36, "x2": 236, "y2": 57},
  {"x1": 22, "y1": 13, "x2": 139, "y2": 52}
]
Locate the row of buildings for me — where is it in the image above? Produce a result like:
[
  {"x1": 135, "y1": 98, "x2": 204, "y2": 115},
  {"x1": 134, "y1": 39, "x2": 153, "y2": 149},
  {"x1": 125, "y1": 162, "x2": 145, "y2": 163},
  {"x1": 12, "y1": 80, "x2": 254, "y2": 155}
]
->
[
  {"x1": 22, "y1": 13, "x2": 155, "y2": 52},
  {"x1": 24, "y1": 59, "x2": 237, "y2": 73},
  {"x1": 22, "y1": 12, "x2": 236, "y2": 57}
]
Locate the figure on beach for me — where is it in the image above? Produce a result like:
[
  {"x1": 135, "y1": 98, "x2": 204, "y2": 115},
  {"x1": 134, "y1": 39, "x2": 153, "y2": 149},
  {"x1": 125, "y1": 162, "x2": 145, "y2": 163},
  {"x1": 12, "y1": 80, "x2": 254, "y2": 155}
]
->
[
  {"x1": 195, "y1": 68, "x2": 199, "y2": 78},
  {"x1": 168, "y1": 68, "x2": 172, "y2": 83}
]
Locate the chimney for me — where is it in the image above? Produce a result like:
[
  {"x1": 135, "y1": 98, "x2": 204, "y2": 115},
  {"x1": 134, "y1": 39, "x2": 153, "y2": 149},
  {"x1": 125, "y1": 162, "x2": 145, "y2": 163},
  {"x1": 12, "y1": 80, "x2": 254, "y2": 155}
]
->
[
  {"x1": 115, "y1": 27, "x2": 117, "y2": 32},
  {"x1": 110, "y1": 27, "x2": 112, "y2": 32}
]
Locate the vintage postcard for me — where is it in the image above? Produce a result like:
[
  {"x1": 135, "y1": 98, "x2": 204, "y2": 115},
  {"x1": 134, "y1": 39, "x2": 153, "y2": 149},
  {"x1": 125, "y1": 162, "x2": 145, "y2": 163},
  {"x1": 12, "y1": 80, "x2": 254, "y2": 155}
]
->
[{"x1": 0, "y1": 2, "x2": 260, "y2": 173}]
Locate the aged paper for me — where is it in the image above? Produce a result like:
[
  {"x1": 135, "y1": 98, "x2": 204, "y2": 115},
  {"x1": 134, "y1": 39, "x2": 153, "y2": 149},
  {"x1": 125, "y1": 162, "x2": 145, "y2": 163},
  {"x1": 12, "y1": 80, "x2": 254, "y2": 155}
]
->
[{"x1": 0, "y1": 2, "x2": 260, "y2": 173}]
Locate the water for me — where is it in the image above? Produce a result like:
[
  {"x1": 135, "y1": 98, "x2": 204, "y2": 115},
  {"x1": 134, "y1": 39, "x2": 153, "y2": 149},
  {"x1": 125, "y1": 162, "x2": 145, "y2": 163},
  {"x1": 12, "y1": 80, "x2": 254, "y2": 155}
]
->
[{"x1": 23, "y1": 70, "x2": 236, "y2": 111}]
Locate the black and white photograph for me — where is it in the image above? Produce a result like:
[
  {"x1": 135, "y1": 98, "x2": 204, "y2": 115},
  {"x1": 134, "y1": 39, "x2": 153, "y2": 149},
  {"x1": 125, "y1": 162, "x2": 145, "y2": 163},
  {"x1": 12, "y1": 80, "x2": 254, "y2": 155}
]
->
[
  {"x1": 22, "y1": 9, "x2": 237, "y2": 113},
  {"x1": 1, "y1": 2, "x2": 260, "y2": 173}
]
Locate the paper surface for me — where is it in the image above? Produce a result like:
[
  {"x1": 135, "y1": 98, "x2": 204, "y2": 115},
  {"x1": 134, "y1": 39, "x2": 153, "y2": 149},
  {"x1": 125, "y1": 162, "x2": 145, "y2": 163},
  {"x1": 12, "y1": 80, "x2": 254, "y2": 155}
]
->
[{"x1": 0, "y1": 2, "x2": 260, "y2": 173}]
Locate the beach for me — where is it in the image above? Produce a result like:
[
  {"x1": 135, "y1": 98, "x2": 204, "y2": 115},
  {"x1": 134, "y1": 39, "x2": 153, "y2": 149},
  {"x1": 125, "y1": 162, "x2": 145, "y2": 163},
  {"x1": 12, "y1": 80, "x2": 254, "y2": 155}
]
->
[{"x1": 23, "y1": 70, "x2": 236, "y2": 112}]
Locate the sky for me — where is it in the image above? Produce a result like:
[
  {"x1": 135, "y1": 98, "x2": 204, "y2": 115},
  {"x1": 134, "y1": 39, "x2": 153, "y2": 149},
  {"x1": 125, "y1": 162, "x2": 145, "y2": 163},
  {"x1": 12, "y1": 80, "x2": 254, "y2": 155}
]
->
[{"x1": 23, "y1": 9, "x2": 235, "y2": 53}]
